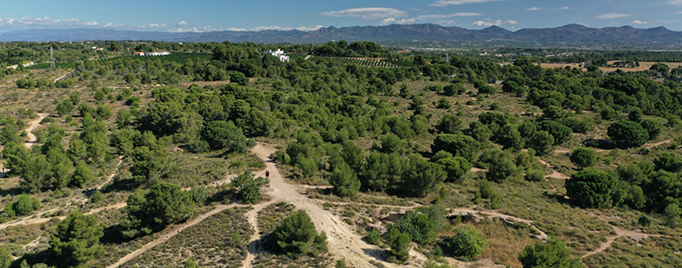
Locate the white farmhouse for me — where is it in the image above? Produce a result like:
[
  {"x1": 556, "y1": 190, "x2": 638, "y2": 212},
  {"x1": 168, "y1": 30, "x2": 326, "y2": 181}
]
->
[{"x1": 263, "y1": 49, "x2": 290, "y2": 62}]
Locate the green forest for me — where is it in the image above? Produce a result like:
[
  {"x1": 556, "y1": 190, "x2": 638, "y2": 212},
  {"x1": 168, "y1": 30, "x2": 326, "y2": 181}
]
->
[{"x1": 0, "y1": 40, "x2": 680, "y2": 268}]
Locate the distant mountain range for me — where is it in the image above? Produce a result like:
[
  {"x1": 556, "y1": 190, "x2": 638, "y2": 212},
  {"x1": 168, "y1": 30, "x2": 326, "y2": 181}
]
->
[{"x1": 5, "y1": 24, "x2": 682, "y2": 48}]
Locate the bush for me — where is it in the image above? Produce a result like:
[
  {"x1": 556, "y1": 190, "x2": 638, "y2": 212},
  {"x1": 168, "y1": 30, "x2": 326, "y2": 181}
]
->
[
  {"x1": 569, "y1": 148, "x2": 597, "y2": 169},
  {"x1": 231, "y1": 172, "x2": 269, "y2": 204},
  {"x1": 653, "y1": 152, "x2": 682, "y2": 172},
  {"x1": 274, "y1": 210, "x2": 328, "y2": 257},
  {"x1": 400, "y1": 155, "x2": 447, "y2": 197},
  {"x1": 566, "y1": 169, "x2": 619, "y2": 208},
  {"x1": 518, "y1": 238, "x2": 582, "y2": 268},
  {"x1": 49, "y1": 212, "x2": 103, "y2": 266},
  {"x1": 436, "y1": 156, "x2": 471, "y2": 183},
  {"x1": 329, "y1": 163, "x2": 361, "y2": 197},
  {"x1": 607, "y1": 120, "x2": 649, "y2": 148},
  {"x1": 365, "y1": 229, "x2": 382, "y2": 245},
  {"x1": 12, "y1": 193, "x2": 39, "y2": 216},
  {"x1": 446, "y1": 225, "x2": 488, "y2": 260},
  {"x1": 201, "y1": 120, "x2": 253, "y2": 153},
  {"x1": 385, "y1": 226, "x2": 411, "y2": 263},
  {"x1": 123, "y1": 183, "x2": 195, "y2": 238},
  {"x1": 431, "y1": 134, "x2": 481, "y2": 161},
  {"x1": 486, "y1": 154, "x2": 517, "y2": 182},
  {"x1": 527, "y1": 131, "x2": 555, "y2": 156},
  {"x1": 436, "y1": 115, "x2": 463, "y2": 134},
  {"x1": 522, "y1": 168, "x2": 543, "y2": 182}
]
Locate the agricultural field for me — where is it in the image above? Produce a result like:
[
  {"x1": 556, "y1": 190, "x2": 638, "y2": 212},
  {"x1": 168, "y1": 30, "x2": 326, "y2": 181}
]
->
[
  {"x1": 0, "y1": 40, "x2": 681, "y2": 268},
  {"x1": 309, "y1": 56, "x2": 413, "y2": 68}
]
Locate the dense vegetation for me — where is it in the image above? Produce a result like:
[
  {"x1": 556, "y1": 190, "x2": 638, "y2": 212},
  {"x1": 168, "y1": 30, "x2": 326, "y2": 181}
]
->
[{"x1": 1, "y1": 40, "x2": 681, "y2": 267}]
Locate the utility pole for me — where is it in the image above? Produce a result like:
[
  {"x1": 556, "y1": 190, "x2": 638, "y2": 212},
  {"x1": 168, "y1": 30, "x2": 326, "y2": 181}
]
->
[{"x1": 50, "y1": 46, "x2": 56, "y2": 69}]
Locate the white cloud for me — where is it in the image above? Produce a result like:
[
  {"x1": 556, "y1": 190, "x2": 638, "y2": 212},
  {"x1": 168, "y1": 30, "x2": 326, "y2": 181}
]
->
[
  {"x1": 177, "y1": 21, "x2": 187, "y2": 26},
  {"x1": 669, "y1": 0, "x2": 682, "y2": 4},
  {"x1": 249, "y1": 25, "x2": 325, "y2": 31},
  {"x1": 431, "y1": 0, "x2": 504, "y2": 6},
  {"x1": 438, "y1": 20, "x2": 459, "y2": 25},
  {"x1": 472, "y1": 19, "x2": 516, "y2": 27},
  {"x1": 384, "y1": 12, "x2": 481, "y2": 25},
  {"x1": 527, "y1": 6, "x2": 570, "y2": 11},
  {"x1": 632, "y1": 20, "x2": 648, "y2": 24},
  {"x1": 319, "y1": 7, "x2": 406, "y2": 20},
  {"x1": 0, "y1": 16, "x2": 101, "y2": 29},
  {"x1": 597, "y1": 12, "x2": 630, "y2": 19}
]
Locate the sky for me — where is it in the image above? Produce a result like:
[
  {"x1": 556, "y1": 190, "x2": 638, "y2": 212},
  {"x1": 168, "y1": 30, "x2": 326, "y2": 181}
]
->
[{"x1": 1, "y1": 0, "x2": 682, "y2": 33}]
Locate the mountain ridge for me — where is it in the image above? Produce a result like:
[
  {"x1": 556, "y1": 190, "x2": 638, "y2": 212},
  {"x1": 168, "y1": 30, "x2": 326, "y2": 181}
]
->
[{"x1": 4, "y1": 23, "x2": 682, "y2": 48}]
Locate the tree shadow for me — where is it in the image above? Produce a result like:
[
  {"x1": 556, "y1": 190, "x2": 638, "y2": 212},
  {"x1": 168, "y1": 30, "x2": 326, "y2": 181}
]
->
[
  {"x1": 0, "y1": 186, "x2": 23, "y2": 197},
  {"x1": 361, "y1": 248, "x2": 389, "y2": 263},
  {"x1": 100, "y1": 224, "x2": 127, "y2": 245},
  {"x1": 12, "y1": 249, "x2": 52, "y2": 268},
  {"x1": 583, "y1": 139, "x2": 616, "y2": 150},
  {"x1": 543, "y1": 191, "x2": 571, "y2": 205},
  {"x1": 100, "y1": 177, "x2": 138, "y2": 194}
]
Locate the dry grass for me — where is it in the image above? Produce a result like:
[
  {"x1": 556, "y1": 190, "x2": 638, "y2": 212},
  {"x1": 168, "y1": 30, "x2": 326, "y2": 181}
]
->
[
  {"x1": 120, "y1": 207, "x2": 252, "y2": 268},
  {"x1": 541, "y1": 61, "x2": 682, "y2": 73}
]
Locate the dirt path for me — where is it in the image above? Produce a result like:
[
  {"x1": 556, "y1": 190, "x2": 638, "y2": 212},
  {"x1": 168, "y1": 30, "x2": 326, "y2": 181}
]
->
[
  {"x1": 24, "y1": 113, "x2": 48, "y2": 148},
  {"x1": 537, "y1": 159, "x2": 570, "y2": 180},
  {"x1": 106, "y1": 204, "x2": 241, "y2": 268},
  {"x1": 53, "y1": 70, "x2": 74, "y2": 83},
  {"x1": 250, "y1": 143, "x2": 398, "y2": 268},
  {"x1": 84, "y1": 202, "x2": 127, "y2": 215},
  {"x1": 94, "y1": 156, "x2": 124, "y2": 190},
  {"x1": 242, "y1": 198, "x2": 278, "y2": 267},
  {"x1": 644, "y1": 139, "x2": 672, "y2": 149},
  {"x1": 0, "y1": 113, "x2": 47, "y2": 177},
  {"x1": 582, "y1": 214, "x2": 670, "y2": 258},
  {"x1": 448, "y1": 208, "x2": 548, "y2": 239}
]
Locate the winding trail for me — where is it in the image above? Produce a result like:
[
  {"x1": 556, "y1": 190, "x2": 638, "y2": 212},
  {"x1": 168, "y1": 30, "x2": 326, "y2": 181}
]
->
[
  {"x1": 0, "y1": 113, "x2": 47, "y2": 177},
  {"x1": 582, "y1": 214, "x2": 671, "y2": 258},
  {"x1": 24, "y1": 113, "x2": 49, "y2": 148}
]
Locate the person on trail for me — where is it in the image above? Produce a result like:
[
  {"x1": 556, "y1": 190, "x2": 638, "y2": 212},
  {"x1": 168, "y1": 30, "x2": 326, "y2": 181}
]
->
[{"x1": 265, "y1": 170, "x2": 270, "y2": 178}]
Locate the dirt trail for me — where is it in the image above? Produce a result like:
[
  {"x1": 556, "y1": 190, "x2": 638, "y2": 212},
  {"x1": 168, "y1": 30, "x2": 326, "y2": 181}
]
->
[
  {"x1": 448, "y1": 208, "x2": 548, "y2": 239},
  {"x1": 84, "y1": 202, "x2": 127, "y2": 215},
  {"x1": 582, "y1": 214, "x2": 671, "y2": 258},
  {"x1": 94, "y1": 156, "x2": 124, "y2": 190},
  {"x1": 0, "y1": 113, "x2": 47, "y2": 177},
  {"x1": 242, "y1": 198, "x2": 278, "y2": 267},
  {"x1": 644, "y1": 139, "x2": 672, "y2": 149},
  {"x1": 107, "y1": 204, "x2": 241, "y2": 268},
  {"x1": 249, "y1": 143, "x2": 398, "y2": 268},
  {"x1": 537, "y1": 159, "x2": 570, "y2": 180},
  {"x1": 24, "y1": 113, "x2": 49, "y2": 148},
  {"x1": 53, "y1": 70, "x2": 74, "y2": 83}
]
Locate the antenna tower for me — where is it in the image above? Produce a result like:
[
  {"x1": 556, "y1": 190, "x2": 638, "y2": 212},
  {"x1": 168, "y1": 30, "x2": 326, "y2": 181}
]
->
[{"x1": 50, "y1": 46, "x2": 56, "y2": 69}]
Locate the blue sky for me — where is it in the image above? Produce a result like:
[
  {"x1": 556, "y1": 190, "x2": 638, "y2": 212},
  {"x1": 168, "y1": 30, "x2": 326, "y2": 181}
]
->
[{"x1": 1, "y1": 0, "x2": 682, "y2": 32}]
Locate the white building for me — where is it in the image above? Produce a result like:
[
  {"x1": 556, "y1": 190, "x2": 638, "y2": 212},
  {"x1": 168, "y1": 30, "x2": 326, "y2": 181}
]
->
[{"x1": 263, "y1": 49, "x2": 289, "y2": 62}]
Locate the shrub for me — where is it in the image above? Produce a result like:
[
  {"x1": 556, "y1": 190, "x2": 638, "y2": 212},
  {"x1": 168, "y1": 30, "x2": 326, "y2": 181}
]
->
[
  {"x1": 385, "y1": 226, "x2": 411, "y2": 263},
  {"x1": 329, "y1": 163, "x2": 361, "y2": 197},
  {"x1": 518, "y1": 238, "x2": 582, "y2": 268},
  {"x1": 607, "y1": 120, "x2": 649, "y2": 148},
  {"x1": 566, "y1": 169, "x2": 619, "y2": 208},
  {"x1": 569, "y1": 148, "x2": 597, "y2": 169},
  {"x1": 231, "y1": 172, "x2": 269, "y2": 204},
  {"x1": 274, "y1": 210, "x2": 328, "y2": 257},
  {"x1": 446, "y1": 225, "x2": 487, "y2": 260},
  {"x1": 49, "y1": 212, "x2": 103, "y2": 266}
]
